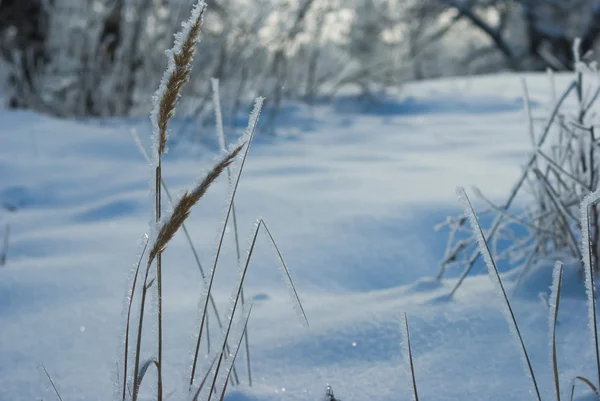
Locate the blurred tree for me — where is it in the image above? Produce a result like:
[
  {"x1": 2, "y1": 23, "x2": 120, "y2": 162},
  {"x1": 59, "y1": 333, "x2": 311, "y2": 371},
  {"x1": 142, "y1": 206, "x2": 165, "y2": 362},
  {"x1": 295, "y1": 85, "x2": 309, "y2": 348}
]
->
[{"x1": 0, "y1": 0, "x2": 50, "y2": 108}]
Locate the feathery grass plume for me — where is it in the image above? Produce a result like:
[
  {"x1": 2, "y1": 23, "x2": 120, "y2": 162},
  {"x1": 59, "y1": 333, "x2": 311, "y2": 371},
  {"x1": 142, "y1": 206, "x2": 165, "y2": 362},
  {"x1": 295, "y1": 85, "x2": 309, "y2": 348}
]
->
[
  {"x1": 211, "y1": 77, "x2": 252, "y2": 385},
  {"x1": 457, "y1": 187, "x2": 542, "y2": 401},
  {"x1": 580, "y1": 189, "x2": 600, "y2": 387},
  {"x1": 148, "y1": 143, "x2": 245, "y2": 267},
  {"x1": 150, "y1": 1, "x2": 207, "y2": 158},
  {"x1": 189, "y1": 97, "x2": 264, "y2": 388},
  {"x1": 41, "y1": 364, "x2": 63, "y2": 401},
  {"x1": 549, "y1": 261, "x2": 564, "y2": 401},
  {"x1": 401, "y1": 313, "x2": 419, "y2": 401}
]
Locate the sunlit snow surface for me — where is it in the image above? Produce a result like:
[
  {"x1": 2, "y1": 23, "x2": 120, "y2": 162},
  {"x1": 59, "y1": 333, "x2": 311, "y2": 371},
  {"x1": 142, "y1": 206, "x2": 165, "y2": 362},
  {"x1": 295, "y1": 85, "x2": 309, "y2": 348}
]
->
[{"x1": 1, "y1": 73, "x2": 598, "y2": 401}]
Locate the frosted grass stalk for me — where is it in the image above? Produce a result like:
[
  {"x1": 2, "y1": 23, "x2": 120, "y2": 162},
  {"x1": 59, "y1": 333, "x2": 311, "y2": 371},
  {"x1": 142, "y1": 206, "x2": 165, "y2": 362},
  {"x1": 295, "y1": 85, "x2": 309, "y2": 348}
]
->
[
  {"x1": 400, "y1": 313, "x2": 418, "y2": 401},
  {"x1": 549, "y1": 261, "x2": 563, "y2": 401},
  {"x1": 457, "y1": 187, "x2": 542, "y2": 401},
  {"x1": 114, "y1": 233, "x2": 149, "y2": 401},
  {"x1": 260, "y1": 219, "x2": 309, "y2": 327},
  {"x1": 580, "y1": 189, "x2": 600, "y2": 386},
  {"x1": 213, "y1": 303, "x2": 254, "y2": 399}
]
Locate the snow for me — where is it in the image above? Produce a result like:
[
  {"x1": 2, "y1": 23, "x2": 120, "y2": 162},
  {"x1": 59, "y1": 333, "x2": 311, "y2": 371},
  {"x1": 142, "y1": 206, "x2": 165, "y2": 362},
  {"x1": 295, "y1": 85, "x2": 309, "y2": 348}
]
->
[{"x1": 0, "y1": 73, "x2": 599, "y2": 401}]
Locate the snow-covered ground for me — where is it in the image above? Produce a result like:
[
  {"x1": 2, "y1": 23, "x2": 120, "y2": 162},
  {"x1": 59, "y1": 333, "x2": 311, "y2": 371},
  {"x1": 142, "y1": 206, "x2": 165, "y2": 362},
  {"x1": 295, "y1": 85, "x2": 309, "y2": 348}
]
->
[{"x1": 1, "y1": 73, "x2": 598, "y2": 401}]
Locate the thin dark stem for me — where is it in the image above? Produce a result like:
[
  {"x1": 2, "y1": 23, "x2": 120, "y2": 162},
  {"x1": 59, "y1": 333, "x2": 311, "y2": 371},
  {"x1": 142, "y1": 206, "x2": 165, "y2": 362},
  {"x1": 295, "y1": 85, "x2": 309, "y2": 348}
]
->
[
  {"x1": 156, "y1": 163, "x2": 163, "y2": 401},
  {"x1": 551, "y1": 262, "x2": 563, "y2": 401},
  {"x1": 41, "y1": 364, "x2": 63, "y2": 401},
  {"x1": 403, "y1": 314, "x2": 419, "y2": 401},
  {"x1": 217, "y1": 314, "x2": 252, "y2": 401},
  {"x1": 132, "y1": 265, "x2": 152, "y2": 401},
  {"x1": 122, "y1": 236, "x2": 149, "y2": 401}
]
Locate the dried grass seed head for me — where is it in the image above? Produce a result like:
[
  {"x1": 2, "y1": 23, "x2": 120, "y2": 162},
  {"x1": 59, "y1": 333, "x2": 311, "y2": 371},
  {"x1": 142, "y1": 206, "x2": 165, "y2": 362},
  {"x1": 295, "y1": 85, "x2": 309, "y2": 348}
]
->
[
  {"x1": 153, "y1": 1, "x2": 207, "y2": 157},
  {"x1": 148, "y1": 142, "x2": 245, "y2": 265}
]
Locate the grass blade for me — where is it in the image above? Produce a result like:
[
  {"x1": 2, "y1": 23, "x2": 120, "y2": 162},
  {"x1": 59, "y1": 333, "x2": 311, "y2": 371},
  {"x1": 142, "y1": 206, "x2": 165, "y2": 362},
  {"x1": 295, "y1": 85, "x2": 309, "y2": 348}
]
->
[
  {"x1": 218, "y1": 322, "x2": 250, "y2": 401},
  {"x1": 549, "y1": 261, "x2": 564, "y2": 401},
  {"x1": 134, "y1": 358, "x2": 159, "y2": 398},
  {"x1": 401, "y1": 313, "x2": 419, "y2": 401},
  {"x1": 260, "y1": 220, "x2": 309, "y2": 327},
  {"x1": 569, "y1": 376, "x2": 599, "y2": 401},
  {"x1": 41, "y1": 364, "x2": 63, "y2": 401},
  {"x1": 191, "y1": 353, "x2": 220, "y2": 401},
  {"x1": 215, "y1": 305, "x2": 254, "y2": 401}
]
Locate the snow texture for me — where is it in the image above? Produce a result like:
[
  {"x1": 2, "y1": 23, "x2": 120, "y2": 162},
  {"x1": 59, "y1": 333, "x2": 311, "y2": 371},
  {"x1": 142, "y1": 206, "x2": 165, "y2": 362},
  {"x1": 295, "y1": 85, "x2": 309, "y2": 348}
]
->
[{"x1": 3, "y1": 73, "x2": 600, "y2": 401}]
